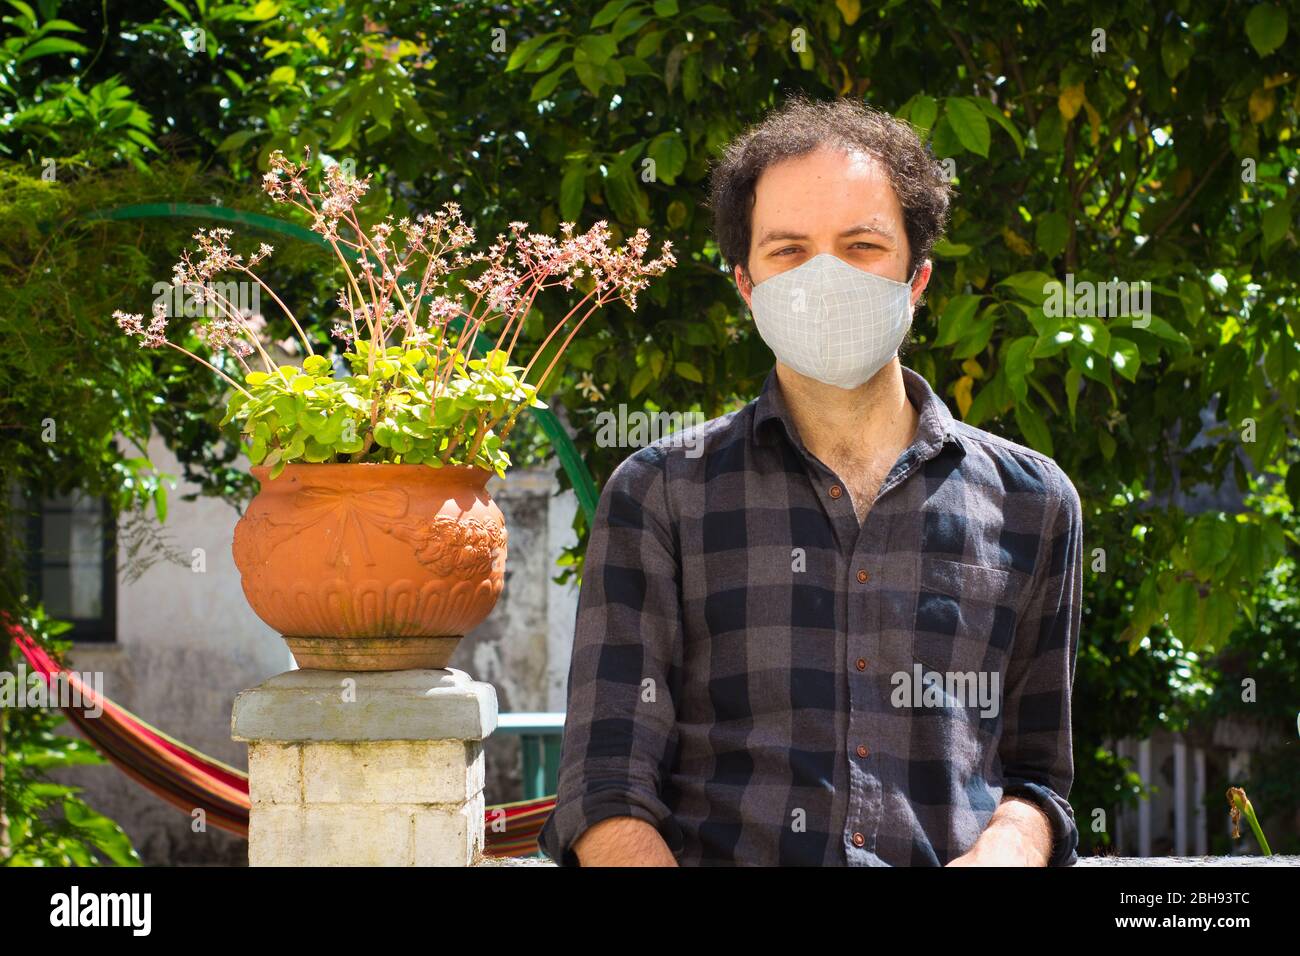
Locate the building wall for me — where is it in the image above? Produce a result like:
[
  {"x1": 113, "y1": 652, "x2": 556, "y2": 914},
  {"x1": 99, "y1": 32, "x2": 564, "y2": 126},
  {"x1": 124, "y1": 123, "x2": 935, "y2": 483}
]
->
[{"x1": 53, "y1": 432, "x2": 577, "y2": 865}]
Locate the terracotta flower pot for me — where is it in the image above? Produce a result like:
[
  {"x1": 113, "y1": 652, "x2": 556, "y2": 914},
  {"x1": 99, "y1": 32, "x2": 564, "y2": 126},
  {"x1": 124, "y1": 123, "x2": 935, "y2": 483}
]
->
[{"x1": 231, "y1": 463, "x2": 507, "y2": 671}]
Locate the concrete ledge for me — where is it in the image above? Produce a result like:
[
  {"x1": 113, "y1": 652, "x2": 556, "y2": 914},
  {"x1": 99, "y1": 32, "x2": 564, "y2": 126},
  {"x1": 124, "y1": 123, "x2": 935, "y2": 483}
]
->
[
  {"x1": 1075, "y1": 854, "x2": 1297, "y2": 867},
  {"x1": 231, "y1": 667, "x2": 497, "y2": 743},
  {"x1": 475, "y1": 855, "x2": 1297, "y2": 867}
]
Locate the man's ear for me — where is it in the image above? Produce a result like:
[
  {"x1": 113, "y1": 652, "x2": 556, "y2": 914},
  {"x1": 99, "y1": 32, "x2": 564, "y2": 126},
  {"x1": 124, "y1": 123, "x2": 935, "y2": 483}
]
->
[
  {"x1": 735, "y1": 263, "x2": 754, "y2": 309},
  {"x1": 909, "y1": 259, "x2": 933, "y2": 309}
]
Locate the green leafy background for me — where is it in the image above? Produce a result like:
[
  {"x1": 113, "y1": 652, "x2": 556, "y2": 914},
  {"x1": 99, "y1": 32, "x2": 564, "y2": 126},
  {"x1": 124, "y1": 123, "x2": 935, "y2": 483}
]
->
[{"x1": 2, "y1": 0, "x2": 1297, "y2": 856}]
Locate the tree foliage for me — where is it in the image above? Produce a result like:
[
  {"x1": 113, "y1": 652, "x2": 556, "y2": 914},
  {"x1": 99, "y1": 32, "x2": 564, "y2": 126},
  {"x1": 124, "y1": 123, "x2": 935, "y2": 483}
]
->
[{"x1": 2, "y1": 0, "x2": 1297, "y2": 854}]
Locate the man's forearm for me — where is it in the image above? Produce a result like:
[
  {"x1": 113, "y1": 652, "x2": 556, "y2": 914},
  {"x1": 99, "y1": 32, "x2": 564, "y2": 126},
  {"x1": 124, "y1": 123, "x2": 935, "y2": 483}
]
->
[
  {"x1": 572, "y1": 816, "x2": 680, "y2": 867},
  {"x1": 950, "y1": 795, "x2": 1053, "y2": 866}
]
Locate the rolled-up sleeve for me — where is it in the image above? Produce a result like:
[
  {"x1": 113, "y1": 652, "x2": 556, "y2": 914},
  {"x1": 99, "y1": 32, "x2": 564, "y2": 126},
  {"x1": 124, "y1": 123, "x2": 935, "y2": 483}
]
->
[
  {"x1": 538, "y1": 445, "x2": 685, "y2": 866},
  {"x1": 997, "y1": 466, "x2": 1083, "y2": 867}
]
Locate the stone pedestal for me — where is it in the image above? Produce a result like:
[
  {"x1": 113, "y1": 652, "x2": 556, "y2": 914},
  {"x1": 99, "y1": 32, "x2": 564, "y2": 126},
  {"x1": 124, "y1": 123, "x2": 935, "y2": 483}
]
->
[{"x1": 231, "y1": 667, "x2": 497, "y2": 867}]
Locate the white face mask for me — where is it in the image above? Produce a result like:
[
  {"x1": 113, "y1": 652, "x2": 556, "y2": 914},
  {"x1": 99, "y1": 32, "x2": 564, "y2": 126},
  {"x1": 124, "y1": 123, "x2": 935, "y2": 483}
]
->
[{"x1": 748, "y1": 253, "x2": 915, "y2": 390}]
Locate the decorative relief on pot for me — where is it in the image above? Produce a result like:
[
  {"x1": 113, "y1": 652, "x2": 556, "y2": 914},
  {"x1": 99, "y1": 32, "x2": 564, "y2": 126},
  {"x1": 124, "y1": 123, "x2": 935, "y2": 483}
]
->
[
  {"x1": 398, "y1": 515, "x2": 508, "y2": 578},
  {"x1": 239, "y1": 577, "x2": 495, "y2": 637},
  {"x1": 233, "y1": 486, "x2": 412, "y2": 566}
]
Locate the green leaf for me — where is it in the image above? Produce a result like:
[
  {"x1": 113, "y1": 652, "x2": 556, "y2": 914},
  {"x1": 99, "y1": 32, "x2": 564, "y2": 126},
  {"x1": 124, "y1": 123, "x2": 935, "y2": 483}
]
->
[
  {"x1": 1097, "y1": 427, "x2": 1116, "y2": 460},
  {"x1": 1035, "y1": 212, "x2": 1067, "y2": 261},
  {"x1": 647, "y1": 132, "x2": 687, "y2": 185},
  {"x1": 1013, "y1": 401, "x2": 1053, "y2": 455},
  {"x1": 506, "y1": 32, "x2": 554, "y2": 71},
  {"x1": 998, "y1": 271, "x2": 1054, "y2": 305},
  {"x1": 1160, "y1": 28, "x2": 1192, "y2": 78},
  {"x1": 935, "y1": 294, "x2": 982, "y2": 346},
  {"x1": 1189, "y1": 513, "x2": 1234, "y2": 573},
  {"x1": 1245, "y1": 4, "x2": 1287, "y2": 57},
  {"x1": 931, "y1": 238, "x2": 971, "y2": 258},
  {"x1": 604, "y1": 161, "x2": 648, "y2": 223},
  {"x1": 689, "y1": 4, "x2": 730, "y2": 22},
  {"x1": 674, "y1": 361, "x2": 703, "y2": 382},
  {"x1": 216, "y1": 129, "x2": 259, "y2": 153},
  {"x1": 1166, "y1": 579, "x2": 1199, "y2": 644},
  {"x1": 1286, "y1": 461, "x2": 1300, "y2": 511},
  {"x1": 1195, "y1": 592, "x2": 1236, "y2": 650},
  {"x1": 1003, "y1": 336, "x2": 1036, "y2": 403},
  {"x1": 1123, "y1": 573, "x2": 1161, "y2": 651},
  {"x1": 630, "y1": 364, "x2": 655, "y2": 397},
  {"x1": 971, "y1": 96, "x2": 1024, "y2": 157},
  {"x1": 592, "y1": 0, "x2": 636, "y2": 27},
  {"x1": 944, "y1": 97, "x2": 990, "y2": 157},
  {"x1": 302, "y1": 354, "x2": 332, "y2": 375},
  {"x1": 16, "y1": 36, "x2": 89, "y2": 63},
  {"x1": 904, "y1": 93, "x2": 938, "y2": 133},
  {"x1": 1065, "y1": 367, "x2": 1081, "y2": 426},
  {"x1": 559, "y1": 160, "x2": 585, "y2": 222},
  {"x1": 530, "y1": 64, "x2": 572, "y2": 101},
  {"x1": 1261, "y1": 200, "x2": 1293, "y2": 250},
  {"x1": 576, "y1": 34, "x2": 618, "y2": 66},
  {"x1": 1075, "y1": 318, "x2": 1111, "y2": 357},
  {"x1": 1109, "y1": 336, "x2": 1140, "y2": 382}
]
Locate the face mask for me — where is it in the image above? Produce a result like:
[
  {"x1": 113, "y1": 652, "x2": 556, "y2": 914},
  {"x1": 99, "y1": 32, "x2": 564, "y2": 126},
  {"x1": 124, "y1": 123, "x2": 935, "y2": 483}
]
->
[{"x1": 748, "y1": 253, "x2": 915, "y2": 390}]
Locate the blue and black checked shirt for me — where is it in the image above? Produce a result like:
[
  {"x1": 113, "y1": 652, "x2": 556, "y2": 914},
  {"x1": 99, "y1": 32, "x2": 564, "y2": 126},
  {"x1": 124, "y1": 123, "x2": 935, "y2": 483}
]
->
[{"x1": 538, "y1": 365, "x2": 1083, "y2": 866}]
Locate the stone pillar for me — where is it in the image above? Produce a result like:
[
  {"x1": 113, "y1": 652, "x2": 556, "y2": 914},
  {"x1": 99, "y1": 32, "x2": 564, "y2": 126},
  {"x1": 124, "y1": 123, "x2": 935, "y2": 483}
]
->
[{"x1": 231, "y1": 667, "x2": 497, "y2": 866}]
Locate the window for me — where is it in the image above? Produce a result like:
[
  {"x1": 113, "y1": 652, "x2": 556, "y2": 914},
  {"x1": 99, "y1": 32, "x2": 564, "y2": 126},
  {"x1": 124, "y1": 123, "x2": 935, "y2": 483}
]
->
[{"x1": 24, "y1": 491, "x2": 116, "y2": 643}]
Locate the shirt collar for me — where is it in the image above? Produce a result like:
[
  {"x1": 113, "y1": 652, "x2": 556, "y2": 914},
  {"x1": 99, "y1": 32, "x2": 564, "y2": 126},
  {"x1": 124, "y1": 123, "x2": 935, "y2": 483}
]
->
[{"x1": 752, "y1": 364, "x2": 965, "y2": 459}]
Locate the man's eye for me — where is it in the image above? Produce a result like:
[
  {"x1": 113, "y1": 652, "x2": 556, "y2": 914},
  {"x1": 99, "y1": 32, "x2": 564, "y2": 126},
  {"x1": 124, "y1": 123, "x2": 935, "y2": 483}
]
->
[{"x1": 773, "y1": 247, "x2": 800, "y2": 256}]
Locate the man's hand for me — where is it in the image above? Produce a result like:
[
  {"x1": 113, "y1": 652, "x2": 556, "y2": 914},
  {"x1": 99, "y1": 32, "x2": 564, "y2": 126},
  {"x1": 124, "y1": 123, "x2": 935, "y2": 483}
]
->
[
  {"x1": 946, "y1": 796, "x2": 1053, "y2": 866},
  {"x1": 572, "y1": 816, "x2": 680, "y2": 867}
]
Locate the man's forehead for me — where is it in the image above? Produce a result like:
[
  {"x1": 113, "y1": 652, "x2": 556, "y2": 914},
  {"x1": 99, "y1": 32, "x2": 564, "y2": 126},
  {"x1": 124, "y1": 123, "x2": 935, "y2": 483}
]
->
[
  {"x1": 755, "y1": 219, "x2": 898, "y2": 245},
  {"x1": 750, "y1": 149, "x2": 902, "y2": 229}
]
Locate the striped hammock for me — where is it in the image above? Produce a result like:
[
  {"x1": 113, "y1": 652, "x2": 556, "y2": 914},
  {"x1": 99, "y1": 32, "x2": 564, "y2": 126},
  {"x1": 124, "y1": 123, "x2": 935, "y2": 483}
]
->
[{"x1": 6, "y1": 620, "x2": 555, "y2": 859}]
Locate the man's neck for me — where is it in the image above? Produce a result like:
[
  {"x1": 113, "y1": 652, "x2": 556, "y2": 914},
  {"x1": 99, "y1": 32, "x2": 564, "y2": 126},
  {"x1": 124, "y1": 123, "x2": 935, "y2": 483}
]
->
[{"x1": 775, "y1": 359, "x2": 920, "y2": 517}]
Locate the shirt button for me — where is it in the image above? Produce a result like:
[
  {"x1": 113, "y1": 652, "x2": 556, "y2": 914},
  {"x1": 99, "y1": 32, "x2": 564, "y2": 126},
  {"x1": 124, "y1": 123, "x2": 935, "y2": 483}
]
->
[
  {"x1": 852, "y1": 832, "x2": 865, "y2": 847},
  {"x1": 829, "y1": 485, "x2": 843, "y2": 499},
  {"x1": 856, "y1": 569, "x2": 870, "y2": 584},
  {"x1": 855, "y1": 658, "x2": 867, "y2": 671},
  {"x1": 856, "y1": 744, "x2": 869, "y2": 758}
]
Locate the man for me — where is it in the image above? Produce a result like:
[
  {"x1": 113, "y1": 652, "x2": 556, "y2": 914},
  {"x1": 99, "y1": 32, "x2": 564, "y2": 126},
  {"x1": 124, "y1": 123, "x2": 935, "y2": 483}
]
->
[{"x1": 538, "y1": 96, "x2": 1083, "y2": 867}]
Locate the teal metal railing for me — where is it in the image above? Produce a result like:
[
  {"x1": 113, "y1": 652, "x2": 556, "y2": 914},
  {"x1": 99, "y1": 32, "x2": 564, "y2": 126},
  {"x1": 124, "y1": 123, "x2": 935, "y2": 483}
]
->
[{"x1": 496, "y1": 712, "x2": 565, "y2": 800}]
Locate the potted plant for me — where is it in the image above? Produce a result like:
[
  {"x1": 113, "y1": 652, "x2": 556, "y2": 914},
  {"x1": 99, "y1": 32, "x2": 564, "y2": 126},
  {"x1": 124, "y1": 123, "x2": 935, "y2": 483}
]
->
[{"x1": 115, "y1": 149, "x2": 675, "y2": 670}]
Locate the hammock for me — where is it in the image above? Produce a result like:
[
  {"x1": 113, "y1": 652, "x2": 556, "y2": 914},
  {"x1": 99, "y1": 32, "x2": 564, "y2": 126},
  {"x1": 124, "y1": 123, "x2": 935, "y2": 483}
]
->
[{"x1": 5, "y1": 619, "x2": 556, "y2": 859}]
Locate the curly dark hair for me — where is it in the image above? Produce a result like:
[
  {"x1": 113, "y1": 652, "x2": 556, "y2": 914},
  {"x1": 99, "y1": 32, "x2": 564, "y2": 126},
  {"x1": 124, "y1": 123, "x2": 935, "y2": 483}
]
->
[{"x1": 707, "y1": 96, "x2": 954, "y2": 280}]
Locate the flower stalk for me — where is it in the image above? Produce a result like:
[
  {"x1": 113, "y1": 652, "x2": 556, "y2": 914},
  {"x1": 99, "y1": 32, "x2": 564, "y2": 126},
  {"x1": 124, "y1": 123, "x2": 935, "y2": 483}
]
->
[
  {"x1": 1226, "y1": 786, "x2": 1272, "y2": 856},
  {"x1": 114, "y1": 148, "x2": 676, "y2": 479}
]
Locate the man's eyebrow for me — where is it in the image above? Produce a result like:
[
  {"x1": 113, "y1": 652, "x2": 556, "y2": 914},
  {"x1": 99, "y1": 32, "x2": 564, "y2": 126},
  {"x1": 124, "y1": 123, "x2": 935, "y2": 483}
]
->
[
  {"x1": 755, "y1": 223, "x2": 897, "y2": 245},
  {"x1": 840, "y1": 223, "x2": 897, "y2": 240}
]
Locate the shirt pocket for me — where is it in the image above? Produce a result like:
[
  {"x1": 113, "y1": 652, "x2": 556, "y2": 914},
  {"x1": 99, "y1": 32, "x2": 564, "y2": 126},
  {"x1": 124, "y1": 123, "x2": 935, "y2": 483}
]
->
[
  {"x1": 911, "y1": 556, "x2": 1022, "y2": 684},
  {"x1": 906, "y1": 557, "x2": 1023, "y2": 742}
]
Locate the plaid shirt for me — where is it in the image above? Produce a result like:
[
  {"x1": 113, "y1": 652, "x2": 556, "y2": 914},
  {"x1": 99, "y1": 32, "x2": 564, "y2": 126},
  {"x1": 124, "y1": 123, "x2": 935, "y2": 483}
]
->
[{"x1": 538, "y1": 365, "x2": 1082, "y2": 866}]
